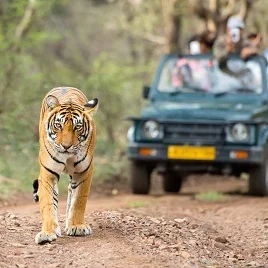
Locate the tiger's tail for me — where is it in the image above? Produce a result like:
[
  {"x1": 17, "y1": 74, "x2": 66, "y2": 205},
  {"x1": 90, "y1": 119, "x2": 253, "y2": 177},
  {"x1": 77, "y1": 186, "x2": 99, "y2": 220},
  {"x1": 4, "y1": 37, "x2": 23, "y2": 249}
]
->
[{"x1": 33, "y1": 179, "x2": 39, "y2": 202}]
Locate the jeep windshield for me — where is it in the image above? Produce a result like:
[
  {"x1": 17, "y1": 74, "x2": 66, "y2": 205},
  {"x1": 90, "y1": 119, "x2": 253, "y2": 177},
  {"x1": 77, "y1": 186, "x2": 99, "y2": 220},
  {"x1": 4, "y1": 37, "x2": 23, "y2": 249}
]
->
[{"x1": 157, "y1": 55, "x2": 264, "y2": 95}]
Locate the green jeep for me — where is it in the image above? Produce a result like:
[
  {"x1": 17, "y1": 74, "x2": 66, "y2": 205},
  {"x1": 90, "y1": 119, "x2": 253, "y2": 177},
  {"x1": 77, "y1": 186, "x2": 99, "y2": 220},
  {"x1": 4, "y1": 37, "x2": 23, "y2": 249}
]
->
[{"x1": 127, "y1": 54, "x2": 268, "y2": 196}]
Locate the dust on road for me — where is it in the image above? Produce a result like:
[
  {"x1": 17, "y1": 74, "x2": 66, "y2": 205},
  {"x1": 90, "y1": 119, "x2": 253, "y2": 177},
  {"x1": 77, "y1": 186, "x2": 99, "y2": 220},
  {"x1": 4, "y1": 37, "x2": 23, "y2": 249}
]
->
[{"x1": 0, "y1": 176, "x2": 268, "y2": 268}]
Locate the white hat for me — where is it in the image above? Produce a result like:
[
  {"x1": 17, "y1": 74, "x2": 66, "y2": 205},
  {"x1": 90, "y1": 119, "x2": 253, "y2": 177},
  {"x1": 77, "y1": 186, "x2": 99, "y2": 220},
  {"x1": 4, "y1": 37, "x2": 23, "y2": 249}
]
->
[{"x1": 227, "y1": 16, "x2": 245, "y2": 29}]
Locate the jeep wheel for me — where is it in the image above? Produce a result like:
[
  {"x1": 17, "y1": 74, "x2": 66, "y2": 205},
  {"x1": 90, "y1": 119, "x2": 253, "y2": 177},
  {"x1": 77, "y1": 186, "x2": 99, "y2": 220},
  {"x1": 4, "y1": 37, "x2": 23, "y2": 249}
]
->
[
  {"x1": 249, "y1": 145, "x2": 268, "y2": 196},
  {"x1": 162, "y1": 172, "x2": 183, "y2": 193},
  {"x1": 130, "y1": 162, "x2": 151, "y2": 195}
]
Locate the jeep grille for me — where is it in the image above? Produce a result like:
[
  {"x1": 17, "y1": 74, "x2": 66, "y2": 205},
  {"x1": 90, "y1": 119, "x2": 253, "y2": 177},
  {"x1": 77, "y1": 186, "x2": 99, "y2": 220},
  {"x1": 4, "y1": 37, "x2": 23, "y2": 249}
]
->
[{"x1": 164, "y1": 123, "x2": 224, "y2": 145}]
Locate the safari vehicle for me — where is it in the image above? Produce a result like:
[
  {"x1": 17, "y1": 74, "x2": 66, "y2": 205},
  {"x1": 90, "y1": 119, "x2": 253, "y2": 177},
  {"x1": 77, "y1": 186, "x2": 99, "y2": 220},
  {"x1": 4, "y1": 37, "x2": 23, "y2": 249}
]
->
[{"x1": 127, "y1": 54, "x2": 268, "y2": 196}]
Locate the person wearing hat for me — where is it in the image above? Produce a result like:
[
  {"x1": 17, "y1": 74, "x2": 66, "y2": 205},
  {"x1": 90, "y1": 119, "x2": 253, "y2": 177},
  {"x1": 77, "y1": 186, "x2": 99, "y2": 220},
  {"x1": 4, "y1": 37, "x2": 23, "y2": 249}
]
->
[
  {"x1": 213, "y1": 15, "x2": 258, "y2": 72},
  {"x1": 213, "y1": 16, "x2": 245, "y2": 60}
]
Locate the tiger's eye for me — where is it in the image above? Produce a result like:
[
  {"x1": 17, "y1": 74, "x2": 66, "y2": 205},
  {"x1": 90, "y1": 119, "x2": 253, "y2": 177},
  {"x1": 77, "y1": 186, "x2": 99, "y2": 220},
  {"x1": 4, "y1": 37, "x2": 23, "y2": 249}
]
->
[
  {"x1": 75, "y1": 124, "x2": 83, "y2": 130},
  {"x1": 54, "y1": 123, "x2": 62, "y2": 129}
]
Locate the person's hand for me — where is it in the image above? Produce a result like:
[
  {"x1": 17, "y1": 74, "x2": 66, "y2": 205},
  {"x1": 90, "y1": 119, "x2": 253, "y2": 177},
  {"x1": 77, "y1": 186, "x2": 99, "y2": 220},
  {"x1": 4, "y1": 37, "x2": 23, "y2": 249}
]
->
[
  {"x1": 225, "y1": 35, "x2": 237, "y2": 53},
  {"x1": 241, "y1": 46, "x2": 258, "y2": 59},
  {"x1": 253, "y1": 34, "x2": 262, "y2": 48}
]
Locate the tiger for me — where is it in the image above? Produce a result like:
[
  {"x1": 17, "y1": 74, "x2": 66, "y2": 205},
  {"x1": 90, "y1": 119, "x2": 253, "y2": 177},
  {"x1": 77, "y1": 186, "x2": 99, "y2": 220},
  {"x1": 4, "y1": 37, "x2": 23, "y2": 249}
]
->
[{"x1": 34, "y1": 86, "x2": 98, "y2": 244}]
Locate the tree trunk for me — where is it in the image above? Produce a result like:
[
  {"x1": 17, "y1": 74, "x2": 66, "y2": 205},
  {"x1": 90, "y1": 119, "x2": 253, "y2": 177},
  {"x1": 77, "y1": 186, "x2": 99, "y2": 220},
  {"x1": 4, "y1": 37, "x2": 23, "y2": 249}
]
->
[
  {"x1": 119, "y1": 0, "x2": 140, "y2": 63},
  {"x1": 166, "y1": 13, "x2": 182, "y2": 53},
  {"x1": 161, "y1": 0, "x2": 182, "y2": 53}
]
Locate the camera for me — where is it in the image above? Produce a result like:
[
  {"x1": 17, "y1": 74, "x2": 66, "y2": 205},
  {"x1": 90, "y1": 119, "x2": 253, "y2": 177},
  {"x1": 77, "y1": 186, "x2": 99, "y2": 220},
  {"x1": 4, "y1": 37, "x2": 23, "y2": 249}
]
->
[
  {"x1": 189, "y1": 41, "x2": 200, "y2": 54},
  {"x1": 230, "y1": 28, "x2": 240, "y2": 43}
]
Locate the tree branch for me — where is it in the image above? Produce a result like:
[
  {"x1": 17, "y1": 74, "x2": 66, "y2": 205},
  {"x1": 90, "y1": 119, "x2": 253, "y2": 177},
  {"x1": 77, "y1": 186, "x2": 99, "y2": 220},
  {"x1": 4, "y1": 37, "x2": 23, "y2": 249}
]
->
[
  {"x1": 189, "y1": 0, "x2": 216, "y2": 20},
  {"x1": 15, "y1": 0, "x2": 36, "y2": 42},
  {"x1": 221, "y1": 0, "x2": 236, "y2": 19},
  {"x1": 238, "y1": 0, "x2": 254, "y2": 20},
  {"x1": 143, "y1": 32, "x2": 168, "y2": 45}
]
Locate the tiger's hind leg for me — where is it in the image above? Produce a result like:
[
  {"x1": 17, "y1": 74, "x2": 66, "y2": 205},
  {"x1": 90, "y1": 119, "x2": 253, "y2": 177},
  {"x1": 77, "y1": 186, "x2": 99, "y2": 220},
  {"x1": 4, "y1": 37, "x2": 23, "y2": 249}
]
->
[
  {"x1": 35, "y1": 165, "x2": 61, "y2": 244},
  {"x1": 65, "y1": 164, "x2": 93, "y2": 236},
  {"x1": 33, "y1": 179, "x2": 39, "y2": 202}
]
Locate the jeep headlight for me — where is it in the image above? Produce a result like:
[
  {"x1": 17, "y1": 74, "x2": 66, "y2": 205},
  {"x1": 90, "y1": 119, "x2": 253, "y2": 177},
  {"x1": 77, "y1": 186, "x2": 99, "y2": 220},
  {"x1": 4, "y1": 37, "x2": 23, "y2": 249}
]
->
[
  {"x1": 142, "y1": 120, "x2": 163, "y2": 140},
  {"x1": 226, "y1": 123, "x2": 254, "y2": 143},
  {"x1": 127, "y1": 125, "x2": 134, "y2": 142}
]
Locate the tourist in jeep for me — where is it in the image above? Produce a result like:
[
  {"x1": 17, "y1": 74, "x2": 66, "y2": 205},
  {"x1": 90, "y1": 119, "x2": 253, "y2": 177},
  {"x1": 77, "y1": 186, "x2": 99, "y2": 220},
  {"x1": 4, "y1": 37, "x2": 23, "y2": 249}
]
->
[
  {"x1": 214, "y1": 16, "x2": 259, "y2": 72},
  {"x1": 199, "y1": 30, "x2": 216, "y2": 54},
  {"x1": 188, "y1": 31, "x2": 215, "y2": 55}
]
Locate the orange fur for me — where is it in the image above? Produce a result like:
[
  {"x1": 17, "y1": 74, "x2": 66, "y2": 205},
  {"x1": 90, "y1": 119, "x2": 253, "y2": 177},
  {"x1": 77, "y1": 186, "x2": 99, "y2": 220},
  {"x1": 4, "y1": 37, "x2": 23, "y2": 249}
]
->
[{"x1": 35, "y1": 87, "x2": 98, "y2": 244}]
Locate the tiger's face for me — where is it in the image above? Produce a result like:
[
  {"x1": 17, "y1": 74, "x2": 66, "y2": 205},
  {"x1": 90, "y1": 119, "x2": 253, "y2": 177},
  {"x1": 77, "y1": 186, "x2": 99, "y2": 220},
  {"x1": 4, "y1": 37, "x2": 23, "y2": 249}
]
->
[{"x1": 45, "y1": 96, "x2": 98, "y2": 155}]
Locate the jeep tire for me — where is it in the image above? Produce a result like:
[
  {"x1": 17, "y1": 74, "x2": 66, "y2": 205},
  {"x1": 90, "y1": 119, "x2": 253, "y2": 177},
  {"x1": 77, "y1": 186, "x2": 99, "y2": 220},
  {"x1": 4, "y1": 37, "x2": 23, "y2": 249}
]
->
[
  {"x1": 162, "y1": 172, "x2": 183, "y2": 193},
  {"x1": 131, "y1": 162, "x2": 151, "y2": 194},
  {"x1": 249, "y1": 145, "x2": 268, "y2": 196}
]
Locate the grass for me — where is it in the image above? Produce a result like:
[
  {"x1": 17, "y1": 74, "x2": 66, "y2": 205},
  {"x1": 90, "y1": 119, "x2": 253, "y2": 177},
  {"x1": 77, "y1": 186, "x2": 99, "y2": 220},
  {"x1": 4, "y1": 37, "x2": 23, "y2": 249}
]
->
[
  {"x1": 0, "y1": 175, "x2": 21, "y2": 199},
  {"x1": 127, "y1": 200, "x2": 148, "y2": 208},
  {"x1": 194, "y1": 191, "x2": 229, "y2": 202}
]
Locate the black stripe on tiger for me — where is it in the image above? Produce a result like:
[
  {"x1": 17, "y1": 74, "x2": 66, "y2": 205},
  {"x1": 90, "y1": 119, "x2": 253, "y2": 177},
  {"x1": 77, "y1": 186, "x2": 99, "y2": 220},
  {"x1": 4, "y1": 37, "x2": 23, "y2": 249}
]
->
[
  {"x1": 61, "y1": 103, "x2": 84, "y2": 111},
  {"x1": 53, "y1": 194, "x2": 58, "y2": 210},
  {"x1": 82, "y1": 120, "x2": 89, "y2": 138},
  {"x1": 43, "y1": 138, "x2": 65, "y2": 166},
  {"x1": 74, "y1": 134, "x2": 93, "y2": 167},
  {"x1": 40, "y1": 162, "x2": 60, "y2": 181},
  {"x1": 53, "y1": 196, "x2": 58, "y2": 204},
  {"x1": 71, "y1": 179, "x2": 86, "y2": 190},
  {"x1": 74, "y1": 156, "x2": 93, "y2": 175},
  {"x1": 47, "y1": 113, "x2": 57, "y2": 139},
  {"x1": 72, "y1": 113, "x2": 82, "y2": 118}
]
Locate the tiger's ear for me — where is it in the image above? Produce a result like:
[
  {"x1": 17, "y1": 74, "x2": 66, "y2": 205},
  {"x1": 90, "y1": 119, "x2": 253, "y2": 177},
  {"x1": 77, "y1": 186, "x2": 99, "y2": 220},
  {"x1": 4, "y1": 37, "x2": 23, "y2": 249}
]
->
[
  {"x1": 84, "y1": 98, "x2": 99, "y2": 115},
  {"x1": 46, "y1": 95, "x2": 60, "y2": 111}
]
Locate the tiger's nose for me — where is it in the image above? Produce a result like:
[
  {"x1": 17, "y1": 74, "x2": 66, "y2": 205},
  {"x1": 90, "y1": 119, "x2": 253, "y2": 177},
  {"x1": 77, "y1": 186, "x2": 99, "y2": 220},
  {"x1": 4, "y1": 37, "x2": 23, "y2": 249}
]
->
[{"x1": 62, "y1": 144, "x2": 72, "y2": 150}]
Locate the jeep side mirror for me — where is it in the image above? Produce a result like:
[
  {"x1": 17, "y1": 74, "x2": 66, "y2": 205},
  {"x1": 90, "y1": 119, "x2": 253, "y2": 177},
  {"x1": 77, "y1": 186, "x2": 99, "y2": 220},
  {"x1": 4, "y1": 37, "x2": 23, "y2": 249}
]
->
[{"x1": 143, "y1": 85, "x2": 150, "y2": 99}]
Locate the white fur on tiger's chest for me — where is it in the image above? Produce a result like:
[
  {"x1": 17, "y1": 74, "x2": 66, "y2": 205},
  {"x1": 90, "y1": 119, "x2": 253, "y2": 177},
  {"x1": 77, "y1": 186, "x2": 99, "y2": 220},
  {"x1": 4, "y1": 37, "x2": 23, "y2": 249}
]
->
[
  {"x1": 64, "y1": 157, "x2": 75, "y2": 176},
  {"x1": 62, "y1": 152, "x2": 91, "y2": 176}
]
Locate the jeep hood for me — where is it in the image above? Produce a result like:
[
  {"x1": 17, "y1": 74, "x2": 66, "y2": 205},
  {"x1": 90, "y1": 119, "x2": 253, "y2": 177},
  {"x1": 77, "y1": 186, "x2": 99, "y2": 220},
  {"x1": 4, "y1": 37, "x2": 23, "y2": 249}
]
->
[{"x1": 141, "y1": 102, "x2": 266, "y2": 122}]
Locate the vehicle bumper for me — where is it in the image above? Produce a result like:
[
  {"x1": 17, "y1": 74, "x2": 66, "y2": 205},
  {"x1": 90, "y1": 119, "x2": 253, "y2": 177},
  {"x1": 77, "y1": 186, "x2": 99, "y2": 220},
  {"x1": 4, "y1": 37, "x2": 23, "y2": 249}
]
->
[{"x1": 127, "y1": 143, "x2": 263, "y2": 165}]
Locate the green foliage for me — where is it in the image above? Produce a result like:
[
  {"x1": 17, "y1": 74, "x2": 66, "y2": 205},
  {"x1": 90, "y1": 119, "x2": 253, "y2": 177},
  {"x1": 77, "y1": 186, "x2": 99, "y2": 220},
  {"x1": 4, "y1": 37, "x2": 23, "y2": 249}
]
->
[
  {"x1": 0, "y1": 176, "x2": 21, "y2": 199},
  {"x1": 93, "y1": 137, "x2": 130, "y2": 184},
  {"x1": 194, "y1": 191, "x2": 229, "y2": 202},
  {"x1": 85, "y1": 53, "x2": 146, "y2": 142},
  {"x1": 127, "y1": 200, "x2": 148, "y2": 208}
]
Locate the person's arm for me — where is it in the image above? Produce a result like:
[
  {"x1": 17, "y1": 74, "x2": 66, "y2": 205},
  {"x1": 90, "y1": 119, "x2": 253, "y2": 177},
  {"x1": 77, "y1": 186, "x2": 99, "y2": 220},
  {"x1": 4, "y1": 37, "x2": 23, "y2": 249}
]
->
[{"x1": 240, "y1": 41, "x2": 258, "y2": 60}]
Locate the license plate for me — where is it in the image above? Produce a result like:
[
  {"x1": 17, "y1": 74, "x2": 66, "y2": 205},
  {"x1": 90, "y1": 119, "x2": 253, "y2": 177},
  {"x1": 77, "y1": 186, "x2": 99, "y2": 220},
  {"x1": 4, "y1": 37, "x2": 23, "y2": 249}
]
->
[{"x1": 168, "y1": 146, "x2": 216, "y2": 160}]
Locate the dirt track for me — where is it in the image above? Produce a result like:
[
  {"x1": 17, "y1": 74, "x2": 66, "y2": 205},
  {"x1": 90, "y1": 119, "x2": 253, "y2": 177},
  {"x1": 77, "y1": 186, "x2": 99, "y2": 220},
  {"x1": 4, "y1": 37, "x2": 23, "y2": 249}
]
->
[{"x1": 0, "y1": 176, "x2": 268, "y2": 268}]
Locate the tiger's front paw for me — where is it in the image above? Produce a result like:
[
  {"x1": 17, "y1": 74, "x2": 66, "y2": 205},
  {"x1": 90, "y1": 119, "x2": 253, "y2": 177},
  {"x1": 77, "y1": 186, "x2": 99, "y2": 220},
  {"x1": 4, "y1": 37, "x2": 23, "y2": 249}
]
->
[
  {"x1": 35, "y1": 226, "x2": 61, "y2": 244},
  {"x1": 35, "y1": 232, "x2": 57, "y2": 244},
  {"x1": 65, "y1": 224, "x2": 92, "y2": 236}
]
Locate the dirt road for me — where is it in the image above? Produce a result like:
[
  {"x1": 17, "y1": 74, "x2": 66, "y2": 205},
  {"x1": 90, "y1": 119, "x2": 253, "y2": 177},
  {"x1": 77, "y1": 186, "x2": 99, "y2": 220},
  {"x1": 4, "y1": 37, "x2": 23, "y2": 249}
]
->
[{"x1": 0, "y1": 176, "x2": 268, "y2": 268}]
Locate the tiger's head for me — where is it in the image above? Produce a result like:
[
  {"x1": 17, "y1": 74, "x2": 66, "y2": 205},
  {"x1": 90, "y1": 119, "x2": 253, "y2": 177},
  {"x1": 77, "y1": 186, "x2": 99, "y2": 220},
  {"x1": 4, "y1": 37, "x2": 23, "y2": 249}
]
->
[{"x1": 45, "y1": 95, "x2": 98, "y2": 154}]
